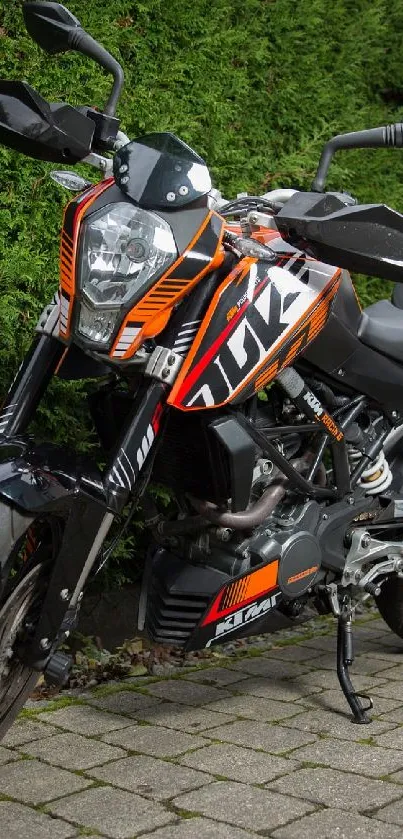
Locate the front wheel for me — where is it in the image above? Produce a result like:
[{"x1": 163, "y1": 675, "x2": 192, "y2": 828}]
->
[{"x1": 0, "y1": 516, "x2": 62, "y2": 741}]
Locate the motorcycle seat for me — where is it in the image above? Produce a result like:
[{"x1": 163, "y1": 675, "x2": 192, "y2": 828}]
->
[{"x1": 358, "y1": 299, "x2": 403, "y2": 364}]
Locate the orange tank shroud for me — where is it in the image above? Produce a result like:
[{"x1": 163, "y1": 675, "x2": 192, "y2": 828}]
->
[
  {"x1": 59, "y1": 178, "x2": 225, "y2": 347},
  {"x1": 168, "y1": 236, "x2": 341, "y2": 411}
]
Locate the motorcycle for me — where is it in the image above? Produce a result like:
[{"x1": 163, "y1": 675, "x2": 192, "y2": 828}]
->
[{"x1": 1, "y1": 1, "x2": 403, "y2": 739}]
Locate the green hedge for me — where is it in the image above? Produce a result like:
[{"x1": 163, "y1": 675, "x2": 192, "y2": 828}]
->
[{"x1": 1, "y1": 0, "x2": 403, "y2": 434}]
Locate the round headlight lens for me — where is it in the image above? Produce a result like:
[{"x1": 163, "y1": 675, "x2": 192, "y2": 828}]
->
[
  {"x1": 79, "y1": 203, "x2": 177, "y2": 307},
  {"x1": 76, "y1": 202, "x2": 177, "y2": 345}
]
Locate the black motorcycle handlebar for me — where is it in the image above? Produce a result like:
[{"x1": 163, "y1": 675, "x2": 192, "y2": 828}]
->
[{"x1": 312, "y1": 123, "x2": 403, "y2": 192}]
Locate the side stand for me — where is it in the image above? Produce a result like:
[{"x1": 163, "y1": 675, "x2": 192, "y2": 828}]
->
[{"x1": 337, "y1": 608, "x2": 373, "y2": 724}]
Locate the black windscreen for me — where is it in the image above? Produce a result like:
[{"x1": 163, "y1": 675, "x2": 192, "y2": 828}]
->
[{"x1": 114, "y1": 132, "x2": 212, "y2": 210}]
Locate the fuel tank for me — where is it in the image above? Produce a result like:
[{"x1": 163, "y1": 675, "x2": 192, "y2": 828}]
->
[{"x1": 169, "y1": 236, "x2": 341, "y2": 410}]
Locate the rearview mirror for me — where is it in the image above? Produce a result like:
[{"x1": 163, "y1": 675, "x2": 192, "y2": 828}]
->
[
  {"x1": 23, "y1": 1, "x2": 82, "y2": 55},
  {"x1": 22, "y1": 2, "x2": 124, "y2": 117}
]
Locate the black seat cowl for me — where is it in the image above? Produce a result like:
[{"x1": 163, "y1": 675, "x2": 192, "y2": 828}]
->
[{"x1": 359, "y1": 300, "x2": 403, "y2": 364}]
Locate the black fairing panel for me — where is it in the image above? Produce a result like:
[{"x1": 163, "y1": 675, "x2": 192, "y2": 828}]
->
[
  {"x1": 277, "y1": 193, "x2": 403, "y2": 283},
  {"x1": 0, "y1": 80, "x2": 94, "y2": 162},
  {"x1": 303, "y1": 274, "x2": 403, "y2": 414}
]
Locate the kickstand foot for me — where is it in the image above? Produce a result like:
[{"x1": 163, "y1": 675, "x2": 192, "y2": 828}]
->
[{"x1": 337, "y1": 611, "x2": 373, "y2": 724}]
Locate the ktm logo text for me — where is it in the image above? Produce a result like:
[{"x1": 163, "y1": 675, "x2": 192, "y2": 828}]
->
[{"x1": 206, "y1": 591, "x2": 282, "y2": 646}]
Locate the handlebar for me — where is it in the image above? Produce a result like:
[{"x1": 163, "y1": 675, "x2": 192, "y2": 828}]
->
[{"x1": 312, "y1": 123, "x2": 403, "y2": 193}]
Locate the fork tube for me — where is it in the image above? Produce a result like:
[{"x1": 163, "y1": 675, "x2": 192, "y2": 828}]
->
[
  {"x1": 103, "y1": 380, "x2": 168, "y2": 514},
  {"x1": 0, "y1": 335, "x2": 65, "y2": 438}
]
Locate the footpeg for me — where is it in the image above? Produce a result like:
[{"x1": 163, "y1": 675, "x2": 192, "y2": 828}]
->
[{"x1": 43, "y1": 652, "x2": 72, "y2": 687}]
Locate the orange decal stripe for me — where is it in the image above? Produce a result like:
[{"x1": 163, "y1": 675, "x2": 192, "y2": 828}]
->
[{"x1": 201, "y1": 560, "x2": 279, "y2": 627}]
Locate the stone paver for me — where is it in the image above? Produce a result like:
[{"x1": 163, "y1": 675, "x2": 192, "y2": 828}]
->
[
  {"x1": 292, "y1": 737, "x2": 403, "y2": 777},
  {"x1": 0, "y1": 758, "x2": 91, "y2": 804},
  {"x1": 48, "y1": 785, "x2": 175, "y2": 838},
  {"x1": 2, "y1": 719, "x2": 59, "y2": 746},
  {"x1": 88, "y1": 689, "x2": 162, "y2": 716},
  {"x1": 179, "y1": 741, "x2": 299, "y2": 783},
  {"x1": 141, "y1": 818, "x2": 254, "y2": 839},
  {"x1": 182, "y1": 667, "x2": 250, "y2": 686},
  {"x1": 146, "y1": 680, "x2": 230, "y2": 705},
  {"x1": 0, "y1": 745, "x2": 21, "y2": 764},
  {"x1": 38, "y1": 704, "x2": 133, "y2": 734},
  {"x1": 0, "y1": 800, "x2": 78, "y2": 839},
  {"x1": 173, "y1": 780, "x2": 314, "y2": 831},
  {"x1": 374, "y1": 799, "x2": 403, "y2": 826},
  {"x1": 103, "y1": 723, "x2": 208, "y2": 756},
  {"x1": 135, "y1": 703, "x2": 237, "y2": 733},
  {"x1": 282, "y1": 708, "x2": 396, "y2": 741},
  {"x1": 267, "y1": 766, "x2": 402, "y2": 811},
  {"x1": 227, "y1": 657, "x2": 309, "y2": 680},
  {"x1": 231, "y1": 674, "x2": 323, "y2": 702},
  {"x1": 205, "y1": 693, "x2": 303, "y2": 721},
  {"x1": 22, "y1": 731, "x2": 127, "y2": 770},
  {"x1": 89, "y1": 753, "x2": 213, "y2": 799},
  {"x1": 271, "y1": 807, "x2": 403, "y2": 838},
  {"x1": 4, "y1": 616, "x2": 403, "y2": 839},
  {"x1": 203, "y1": 718, "x2": 318, "y2": 753}
]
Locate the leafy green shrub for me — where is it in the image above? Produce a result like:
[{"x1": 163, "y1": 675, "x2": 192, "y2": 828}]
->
[{"x1": 0, "y1": 0, "x2": 402, "y2": 577}]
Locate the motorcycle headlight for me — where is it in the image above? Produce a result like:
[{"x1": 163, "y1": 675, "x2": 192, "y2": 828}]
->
[{"x1": 77, "y1": 203, "x2": 177, "y2": 344}]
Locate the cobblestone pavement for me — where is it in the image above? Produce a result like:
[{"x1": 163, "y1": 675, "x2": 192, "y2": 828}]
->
[{"x1": 3, "y1": 615, "x2": 403, "y2": 837}]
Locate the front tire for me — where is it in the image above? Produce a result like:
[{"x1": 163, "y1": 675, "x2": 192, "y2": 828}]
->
[{"x1": 0, "y1": 515, "x2": 62, "y2": 741}]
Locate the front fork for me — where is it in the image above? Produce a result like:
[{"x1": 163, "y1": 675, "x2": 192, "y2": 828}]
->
[{"x1": 0, "y1": 331, "x2": 168, "y2": 672}]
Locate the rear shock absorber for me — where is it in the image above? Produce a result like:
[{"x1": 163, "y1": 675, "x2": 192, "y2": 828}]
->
[{"x1": 348, "y1": 447, "x2": 392, "y2": 495}]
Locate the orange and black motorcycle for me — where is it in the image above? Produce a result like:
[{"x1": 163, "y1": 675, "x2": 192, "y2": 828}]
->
[{"x1": 2, "y1": 2, "x2": 403, "y2": 736}]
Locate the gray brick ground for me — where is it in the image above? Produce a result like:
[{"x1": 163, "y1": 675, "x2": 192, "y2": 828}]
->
[
  {"x1": 372, "y1": 728, "x2": 403, "y2": 751},
  {"x1": 87, "y1": 689, "x2": 162, "y2": 716},
  {"x1": 141, "y1": 819, "x2": 254, "y2": 839},
  {"x1": 89, "y1": 753, "x2": 213, "y2": 799},
  {"x1": 226, "y1": 657, "x2": 309, "y2": 680},
  {"x1": 135, "y1": 703, "x2": 237, "y2": 733},
  {"x1": 22, "y1": 730, "x2": 127, "y2": 769},
  {"x1": 38, "y1": 704, "x2": 133, "y2": 734},
  {"x1": 267, "y1": 767, "x2": 402, "y2": 811},
  {"x1": 147, "y1": 680, "x2": 230, "y2": 705},
  {"x1": 202, "y1": 718, "x2": 318, "y2": 753},
  {"x1": 263, "y1": 644, "x2": 324, "y2": 662},
  {"x1": 372, "y1": 682, "x2": 403, "y2": 701},
  {"x1": 0, "y1": 758, "x2": 91, "y2": 804},
  {"x1": 48, "y1": 785, "x2": 175, "y2": 838},
  {"x1": 271, "y1": 807, "x2": 403, "y2": 838},
  {"x1": 291, "y1": 737, "x2": 403, "y2": 777},
  {"x1": 227, "y1": 675, "x2": 322, "y2": 703},
  {"x1": 297, "y1": 688, "x2": 403, "y2": 715},
  {"x1": 0, "y1": 800, "x2": 78, "y2": 839},
  {"x1": 205, "y1": 693, "x2": 303, "y2": 721},
  {"x1": 2, "y1": 719, "x2": 58, "y2": 746},
  {"x1": 0, "y1": 745, "x2": 20, "y2": 764},
  {"x1": 282, "y1": 708, "x2": 396, "y2": 741},
  {"x1": 181, "y1": 667, "x2": 250, "y2": 686},
  {"x1": 372, "y1": 664, "x2": 403, "y2": 681},
  {"x1": 173, "y1": 780, "x2": 314, "y2": 831},
  {"x1": 298, "y1": 669, "x2": 388, "y2": 691},
  {"x1": 103, "y1": 723, "x2": 208, "y2": 756},
  {"x1": 312, "y1": 654, "x2": 396, "y2": 676},
  {"x1": 179, "y1": 741, "x2": 299, "y2": 783},
  {"x1": 374, "y1": 799, "x2": 403, "y2": 826}
]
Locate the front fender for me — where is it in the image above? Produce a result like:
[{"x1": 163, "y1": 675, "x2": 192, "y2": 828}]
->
[{"x1": 0, "y1": 439, "x2": 106, "y2": 514}]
